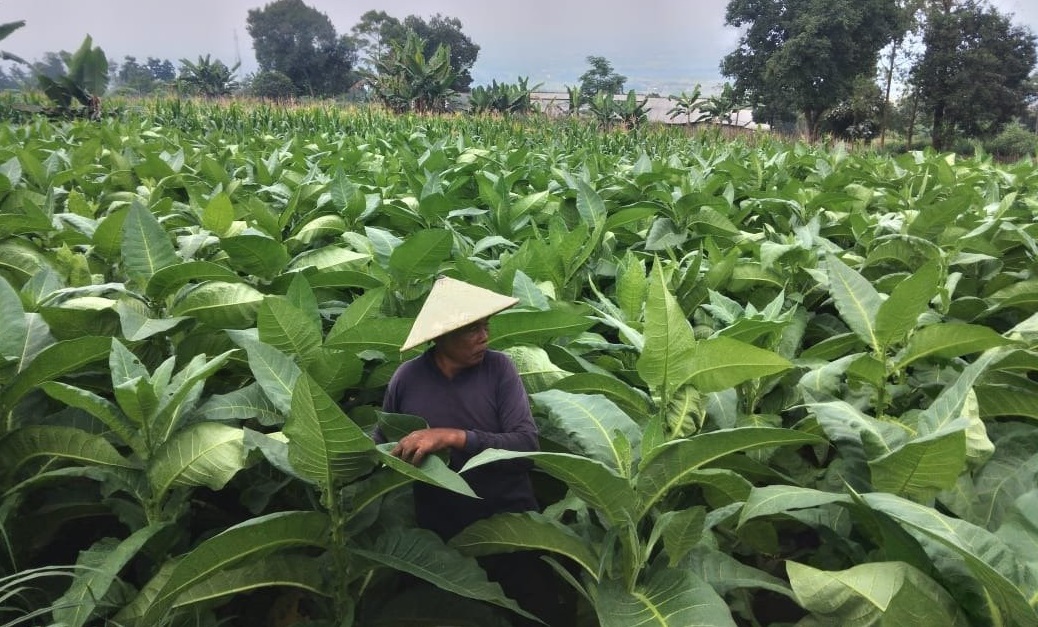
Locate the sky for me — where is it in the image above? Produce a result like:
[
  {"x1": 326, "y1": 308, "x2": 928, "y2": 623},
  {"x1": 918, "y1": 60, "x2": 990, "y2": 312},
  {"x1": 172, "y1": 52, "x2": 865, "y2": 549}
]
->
[{"x1": 6, "y1": 0, "x2": 1038, "y2": 95}]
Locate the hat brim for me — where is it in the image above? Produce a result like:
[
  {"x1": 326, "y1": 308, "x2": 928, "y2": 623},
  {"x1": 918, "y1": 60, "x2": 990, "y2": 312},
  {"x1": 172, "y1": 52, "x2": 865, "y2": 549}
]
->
[{"x1": 400, "y1": 277, "x2": 518, "y2": 351}]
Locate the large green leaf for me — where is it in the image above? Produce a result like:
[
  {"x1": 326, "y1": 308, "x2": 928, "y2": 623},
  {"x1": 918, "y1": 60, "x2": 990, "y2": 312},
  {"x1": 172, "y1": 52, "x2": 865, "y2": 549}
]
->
[
  {"x1": 375, "y1": 443, "x2": 476, "y2": 498},
  {"x1": 551, "y1": 372, "x2": 654, "y2": 422},
  {"x1": 286, "y1": 374, "x2": 376, "y2": 489},
  {"x1": 941, "y1": 427, "x2": 1038, "y2": 529},
  {"x1": 220, "y1": 234, "x2": 290, "y2": 281},
  {"x1": 227, "y1": 331, "x2": 302, "y2": 414},
  {"x1": 450, "y1": 511, "x2": 600, "y2": 580},
  {"x1": 637, "y1": 428, "x2": 825, "y2": 517},
  {"x1": 738, "y1": 485, "x2": 851, "y2": 527},
  {"x1": 898, "y1": 323, "x2": 1014, "y2": 368},
  {"x1": 201, "y1": 191, "x2": 233, "y2": 236},
  {"x1": 873, "y1": 261, "x2": 940, "y2": 350},
  {"x1": 147, "y1": 422, "x2": 245, "y2": 498},
  {"x1": 139, "y1": 511, "x2": 330, "y2": 624},
  {"x1": 869, "y1": 427, "x2": 967, "y2": 500},
  {"x1": 826, "y1": 253, "x2": 882, "y2": 351},
  {"x1": 596, "y1": 568, "x2": 736, "y2": 627},
  {"x1": 0, "y1": 276, "x2": 26, "y2": 361},
  {"x1": 637, "y1": 262, "x2": 698, "y2": 397},
  {"x1": 864, "y1": 492, "x2": 1038, "y2": 626},
  {"x1": 0, "y1": 336, "x2": 111, "y2": 414},
  {"x1": 323, "y1": 316, "x2": 413, "y2": 355},
  {"x1": 788, "y1": 560, "x2": 970, "y2": 626},
  {"x1": 0, "y1": 425, "x2": 137, "y2": 480},
  {"x1": 144, "y1": 260, "x2": 242, "y2": 300},
  {"x1": 917, "y1": 349, "x2": 1003, "y2": 435},
  {"x1": 39, "y1": 381, "x2": 144, "y2": 456},
  {"x1": 531, "y1": 389, "x2": 642, "y2": 473},
  {"x1": 150, "y1": 349, "x2": 235, "y2": 446},
  {"x1": 463, "y1": 449, "x2": 636, "y2": 526},
  {"x1": 195, "y1": 383, "x2": 281, "y2": 426},
  {"x1": 503, "y1": 345, "x2": 569, "y2": 393},
  {"x1": 488, "y1": 309, "x2": 595, "y2": 349},
  {"x1": 171, "y1": 282, "x2": 264, "y2": 329},
  {"x1": 54, "y1": 523, "x2": 169, "y2": 627},
  {"x1": 116, "y1": 299, "x2": 189, "y2": 341},
  {"x1": 121, "y1": 200, "x2": 178, "y2": 285},
  {"x1": 258, "y1": 296, "x2": 322, "y2": 364},
  {"x1": 387, "y1": 228, "x2": 452, "y2": 276},
  {"x1": 355, "y1": 527, "x2": 536, "y2": 621},
  {"x1": 685, "y1": 336, "x2": 792, "y2": 393},
  {"x1": 685, "y1": 545, "x2": 793, "y2": 598},
  {"x1": 172, "y1": 554, "x2": 327, "y2": 609}
]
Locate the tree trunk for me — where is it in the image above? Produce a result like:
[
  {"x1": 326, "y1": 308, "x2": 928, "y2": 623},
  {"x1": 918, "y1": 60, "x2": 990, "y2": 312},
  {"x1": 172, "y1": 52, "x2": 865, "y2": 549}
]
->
[
  {"x1": 931, "y1": 100, "x2": 947, "y2": 151},
  {"x1": 879, "y1": 42, "x2": 898, "y2": 149}
]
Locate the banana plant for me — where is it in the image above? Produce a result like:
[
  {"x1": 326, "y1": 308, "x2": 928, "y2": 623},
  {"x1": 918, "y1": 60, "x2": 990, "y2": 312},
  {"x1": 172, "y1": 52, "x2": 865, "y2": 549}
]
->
[{"x1": 37, "y1": 35, "x2": 108, "y2": 119}]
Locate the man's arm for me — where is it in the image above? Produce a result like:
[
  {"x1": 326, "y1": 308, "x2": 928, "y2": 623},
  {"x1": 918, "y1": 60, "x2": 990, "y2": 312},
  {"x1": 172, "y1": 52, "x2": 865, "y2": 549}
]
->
[{"x1": 462, "y1": 355, "x2": 538, "y2": 456}]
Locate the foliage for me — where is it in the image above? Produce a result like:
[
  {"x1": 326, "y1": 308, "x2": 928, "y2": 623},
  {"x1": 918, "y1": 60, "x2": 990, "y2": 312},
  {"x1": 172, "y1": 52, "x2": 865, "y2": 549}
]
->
[
  {"x1": 367, "y1": 32, "x2": 457, "y2": 114},
  {"x1": 910, "y1": 0, "x2": 1038, "y2": 150},
  {"x1": 700, "y1": 81, "x2": 747, "y2": 127},
  {"x1": 0, "y1": 18, "x2": 26, "y2": 64},
  {"x1": 246, "y1": 0, "x2": 358, "y2": 97},
  {"x1": 577, "y1": 55, "x2": 626, "y2": 104},
  {"x1": 820, "y1": 76, "x2": 885, "y2": 140},
  {"x1": 350, "y1": 11, "x2": 479, "y2": 92},
  {"x1": 0, "y1": 101, "x2": 1035, "y2": 625},
  {"x1": 666, "y1": 85, "x2": 710, "y2": 125},
  {"x1": 981, "y1": 120, "x2": 1037, "y2": 160},
  {"x1": 468, "y1": 76, "x2": 541, "y2": 115},
  {"x1": 35, "y1": 35, "x2": 108, "y2": 119},
  {"x1": 113, "y1": 56, "x2": 174, "y2": 95},
  {"x1": 722, "y1": 0, "x2": 902, "y2": 139},
  {"x1": 350, "y1": 10, "x2": 407, "y2": 70},
  {"x1": 403, "y1": 14, "x2": 480, "y2": 92},
  {"x1": 249, "y1": 69, "x2": 297, "y2": 100},
  {"x1": 176, "y1": 55, "x2": 239, "y2": 98}
]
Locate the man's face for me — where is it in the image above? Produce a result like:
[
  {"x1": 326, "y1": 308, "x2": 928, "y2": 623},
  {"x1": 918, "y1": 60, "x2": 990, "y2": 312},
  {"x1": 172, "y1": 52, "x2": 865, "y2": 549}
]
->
[{"x1": 435, "y1": 318, "x2": 490, "y2": 370}]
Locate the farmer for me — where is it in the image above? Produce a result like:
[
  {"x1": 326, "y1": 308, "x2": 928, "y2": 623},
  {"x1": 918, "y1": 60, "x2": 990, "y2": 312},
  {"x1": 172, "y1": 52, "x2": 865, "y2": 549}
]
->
[{"x1": 380, "y1": 275, "x2": 560, "y2": 626}]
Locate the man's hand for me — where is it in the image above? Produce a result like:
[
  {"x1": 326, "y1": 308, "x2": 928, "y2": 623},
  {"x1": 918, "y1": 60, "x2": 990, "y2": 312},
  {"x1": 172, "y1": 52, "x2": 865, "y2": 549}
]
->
[{"x1": 392, "y1": 428, "x2": 466, "y2": 466}]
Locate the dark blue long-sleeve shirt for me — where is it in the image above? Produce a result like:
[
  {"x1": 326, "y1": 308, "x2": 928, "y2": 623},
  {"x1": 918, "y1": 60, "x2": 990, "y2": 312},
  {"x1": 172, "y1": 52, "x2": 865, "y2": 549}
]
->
[{"x1": 382, "y1": 348, "x2": 540, "y2": 539}]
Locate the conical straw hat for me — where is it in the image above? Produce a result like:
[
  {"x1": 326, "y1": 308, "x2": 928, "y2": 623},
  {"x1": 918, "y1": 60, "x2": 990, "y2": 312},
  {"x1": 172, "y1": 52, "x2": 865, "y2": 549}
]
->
[{"x1": 400, "y1": 276, "x2": 518, "y2": 351}]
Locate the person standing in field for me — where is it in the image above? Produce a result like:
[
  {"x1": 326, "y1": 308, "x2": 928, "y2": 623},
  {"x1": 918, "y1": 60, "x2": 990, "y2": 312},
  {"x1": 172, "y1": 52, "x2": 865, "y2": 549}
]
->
[{"x1": 379, "y1": 275, "x2": 561, "y2": 626}]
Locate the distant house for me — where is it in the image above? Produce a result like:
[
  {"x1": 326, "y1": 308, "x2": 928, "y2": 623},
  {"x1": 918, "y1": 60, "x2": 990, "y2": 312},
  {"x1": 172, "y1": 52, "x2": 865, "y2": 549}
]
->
[{"x1": 528, "y1": 92, "x2": 764, "y2": 130}]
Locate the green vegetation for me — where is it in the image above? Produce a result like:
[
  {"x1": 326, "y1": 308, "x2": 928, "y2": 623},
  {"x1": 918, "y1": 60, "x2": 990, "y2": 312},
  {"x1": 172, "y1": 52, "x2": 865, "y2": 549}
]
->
[{"x1": 0, "y1": 100, "x2": 1036, "y2": 625}]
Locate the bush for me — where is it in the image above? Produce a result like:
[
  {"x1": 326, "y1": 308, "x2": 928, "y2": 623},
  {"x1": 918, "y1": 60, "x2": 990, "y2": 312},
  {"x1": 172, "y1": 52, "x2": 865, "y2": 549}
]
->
[
  {"x1": 983, "y1": 121, "x2": 1037, "y2": 161},
  {"x1": 250, "y1": 70, "x2": 296, "y2": 101}
]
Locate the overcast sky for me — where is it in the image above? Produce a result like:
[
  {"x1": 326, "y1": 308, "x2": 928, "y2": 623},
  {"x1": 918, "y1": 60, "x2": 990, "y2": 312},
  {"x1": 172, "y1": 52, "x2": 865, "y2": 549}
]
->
[{"x1": 5, "y1": 0, "x2": 1038, "y2": 94}]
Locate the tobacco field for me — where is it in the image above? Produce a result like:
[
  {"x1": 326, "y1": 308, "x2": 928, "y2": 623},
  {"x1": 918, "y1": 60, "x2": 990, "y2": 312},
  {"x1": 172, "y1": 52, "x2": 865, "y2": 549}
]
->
[{"x1": 1, "y1": 100, "x2": 1037, "y2": 626}]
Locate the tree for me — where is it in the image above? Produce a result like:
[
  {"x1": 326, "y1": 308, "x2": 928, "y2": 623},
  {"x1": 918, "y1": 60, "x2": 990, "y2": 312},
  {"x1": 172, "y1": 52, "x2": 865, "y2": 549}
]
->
[
  {"x1": 246, "y1": 0, "x2": 358, "y2": 97},
  {"x1": 403, "y1": 14, "x2": 479, "y2": 91},
  {"x1": 351, "y1": 10, "x2": 406, "y2": 70},
  {"x1": 146, "y1": 57, "x2": 176, "y2": 82},
  {"x1": 910, "y1": 0, "x2": 1037, "y2": 150},
  {"x1": 177, "y1": 55, "x2": 239, "y2": 98},
  {"x1": 722, "y1": 0, "x2": 902, "y2": 140},
  {"x1": 116, "y1": 56, "x2": 156, "y2": 94},
  {"x1": 578, "y1": 56, "x2": 626, "y2": 103}
]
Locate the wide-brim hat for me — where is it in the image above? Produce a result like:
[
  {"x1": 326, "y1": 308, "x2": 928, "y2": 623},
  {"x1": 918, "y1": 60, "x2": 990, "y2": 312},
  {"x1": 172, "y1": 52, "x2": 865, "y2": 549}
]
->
[{"x1": 400, "y1": 276, "x2": 519, "y2": 352}]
